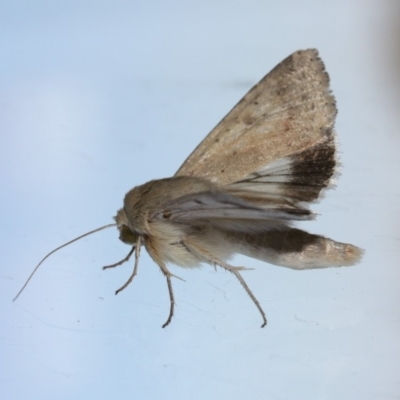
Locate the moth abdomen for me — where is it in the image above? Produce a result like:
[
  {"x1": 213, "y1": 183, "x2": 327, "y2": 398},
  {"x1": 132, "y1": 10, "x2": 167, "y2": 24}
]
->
[{"x1": 228, "y1": 228, "x2": 363, "y2": 270}]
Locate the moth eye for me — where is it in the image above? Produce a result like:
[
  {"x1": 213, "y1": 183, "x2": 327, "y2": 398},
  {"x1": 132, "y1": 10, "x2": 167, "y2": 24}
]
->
[
  {"x1": 118, "y1": 225, "x2": 138, "y2": 245},
  {"x1": 163, "y1": 211, "x2": 172, "y2": 219}
]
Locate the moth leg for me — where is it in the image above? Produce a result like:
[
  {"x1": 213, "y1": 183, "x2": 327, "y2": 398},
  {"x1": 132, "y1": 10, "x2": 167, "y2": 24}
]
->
[
  {"x1": 144, "y1": 239, "x2": 185, "y2": 327},
  {"x1": 217, "y1": 261, "x2": 267, "y2": 327},
  {"x1": 102, "y1": 246, "x2": 135, "y2": 270},
  {"x1": 182, "y1": 238, "x2": 267, "y2": 327},
  {"x1": 115, "y1": 237, "x2": 142, "y2": 295},
  {"x1": 153, "y1": 260, "x2": 176, "y2": 328}
]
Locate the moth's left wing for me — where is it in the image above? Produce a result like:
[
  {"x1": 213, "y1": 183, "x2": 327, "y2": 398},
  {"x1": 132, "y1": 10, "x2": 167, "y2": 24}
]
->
[
  {"x1": 151, "y1": 190, "x2": 312, "y2": 232},
  {"x1": 175, "y1": 49, "x2": 337, "y2": 204}
]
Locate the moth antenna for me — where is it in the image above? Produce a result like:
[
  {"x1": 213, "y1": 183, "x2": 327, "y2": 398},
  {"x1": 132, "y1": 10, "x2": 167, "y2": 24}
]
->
[{"x1": 13, "y1": 223, "x2": 117, "y2": 302}]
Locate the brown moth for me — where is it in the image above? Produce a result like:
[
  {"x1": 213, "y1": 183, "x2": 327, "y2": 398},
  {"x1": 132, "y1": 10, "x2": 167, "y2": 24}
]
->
[{"x1": 14, "y1": 49, "x2": 363, "y2": 327}]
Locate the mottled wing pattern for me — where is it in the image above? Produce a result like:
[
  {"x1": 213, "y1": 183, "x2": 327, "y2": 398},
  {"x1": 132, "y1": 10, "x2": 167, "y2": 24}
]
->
[{"x1": 175, "y1": 49, "x2": 337, "y2": 204}]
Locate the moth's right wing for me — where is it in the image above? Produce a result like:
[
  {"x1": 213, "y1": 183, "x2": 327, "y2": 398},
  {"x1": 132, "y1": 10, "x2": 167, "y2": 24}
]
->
[{"x1": 175, "y1": 49, "x2": 337, "y2": 204}]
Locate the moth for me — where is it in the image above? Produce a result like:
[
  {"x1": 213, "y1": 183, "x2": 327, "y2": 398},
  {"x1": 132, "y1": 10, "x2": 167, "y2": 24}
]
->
[{"x1": 14, "y1": 49, "x2": 363, "y2": 327}]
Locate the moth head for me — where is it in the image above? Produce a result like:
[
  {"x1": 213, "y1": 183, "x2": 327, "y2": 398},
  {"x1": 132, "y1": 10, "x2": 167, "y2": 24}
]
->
[{"x1": 114, "y1": 208, "x2": 138, "y2": 245}]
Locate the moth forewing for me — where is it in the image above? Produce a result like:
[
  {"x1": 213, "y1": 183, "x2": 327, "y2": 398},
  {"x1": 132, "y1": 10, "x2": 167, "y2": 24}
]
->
[
  {"x1": 15, "y1": 49, "x2": 363, "y2": 328},
  {"x1": 175, "y1": 49, "x2": 337, "y2": 187}
]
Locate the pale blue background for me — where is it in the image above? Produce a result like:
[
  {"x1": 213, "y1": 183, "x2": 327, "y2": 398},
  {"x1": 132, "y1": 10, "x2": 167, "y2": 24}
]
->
[{"x1": 1, "y1": 1, "x2": 399, "y2": 399}]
